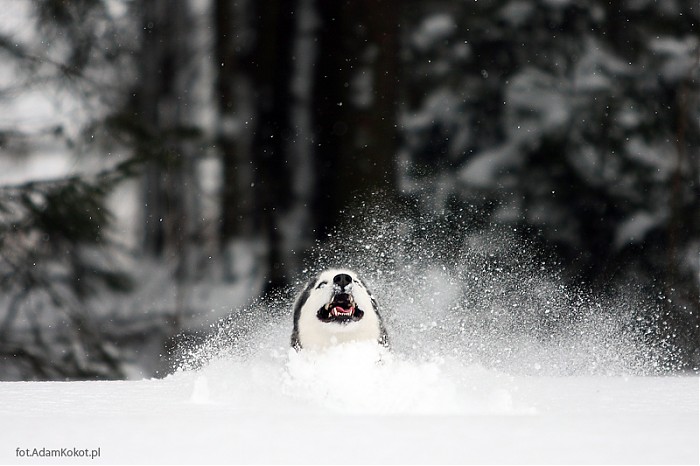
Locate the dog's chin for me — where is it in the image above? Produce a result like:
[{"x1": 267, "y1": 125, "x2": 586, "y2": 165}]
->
[{"x1": 316, "y1": 292, "x2": 365, "y2": 324}]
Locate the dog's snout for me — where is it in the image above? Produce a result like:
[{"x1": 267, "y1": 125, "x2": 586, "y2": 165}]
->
[{"x1": 333, "y1": 273, "x2": 352, "y2": 289}]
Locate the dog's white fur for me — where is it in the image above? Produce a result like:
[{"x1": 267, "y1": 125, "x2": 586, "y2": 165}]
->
[{"x1": 291, "y1": 269, "x2": 388, "y2": 351}]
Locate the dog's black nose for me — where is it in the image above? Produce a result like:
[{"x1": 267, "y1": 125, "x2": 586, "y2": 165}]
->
[{"x1": 333, "y1": 273, "x2": 352, "y2": 289}]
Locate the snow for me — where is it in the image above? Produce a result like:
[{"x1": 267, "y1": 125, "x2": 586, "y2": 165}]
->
[
  {"x1": 499, "y1": 1, "x2": 535, "y2": 27},
  {"x1": 0, "y1": 196, "x2": 697, "y2": 463},
  {"x1": 614, "y1": 210, "x2": 664, "y2": 250},
  {"x1": 2, "y1": 219, "x2": 697, "y2": 463},
  {"x1": 0, "y1": 344, "x2": 697, "y2": 464},
  {"x1": 624, "y1": 136, "x2": 676, "y2": 175},
  {"x1": 649, "y1": 35, "x2": 699, "y2": 81},
  {"x1": 505, "y1": 67, "x2": 571, "y2": 143},
  {"x1": 4, "y1": 218, "x2": 696, "y2": 463},
  {"x1": 0, "y1": 1, "x2": 35, "y2": 46},
  {"x1": 412, "y1": 14, "x2": 457, "y2": 51},
  {"x1": 459, "y1": 143, "x2": 519, "y2": 189}
]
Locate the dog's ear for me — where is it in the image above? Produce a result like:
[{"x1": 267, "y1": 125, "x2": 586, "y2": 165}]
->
[
  {"x1": 290, "y1": 331, "x2": 302, "y2": 351},
  {"x1": 291, "y1": 276, "x2": 317, "y2": 325},
  {"x1": 291, "y1": 276, "x2": 317, "y2": 351}
]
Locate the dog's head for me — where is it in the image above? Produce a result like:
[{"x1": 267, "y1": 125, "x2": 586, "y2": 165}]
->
[
  {"x1": 303, "y1": 269, "x2": 376, "y2": 324},
  {"x1": 291, "y1": 268, "x2": 387, "y2": 350}
]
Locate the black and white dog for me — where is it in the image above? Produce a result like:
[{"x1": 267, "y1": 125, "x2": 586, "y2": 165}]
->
[{"x1": 291, "y1": 269, "x2": 389, "y2": 351}]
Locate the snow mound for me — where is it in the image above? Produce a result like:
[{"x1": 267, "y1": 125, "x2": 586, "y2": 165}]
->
[
  {"x1": 176, "y1": 341, "x2": 531, "y2": 416},
  {"x1": 284, "y1": 343, "x2": 530, "y2": 415}
]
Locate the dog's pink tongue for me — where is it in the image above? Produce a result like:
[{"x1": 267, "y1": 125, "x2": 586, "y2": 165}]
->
[{"x1": 334, "y1": 306, "x2": 352, "y2": 315}]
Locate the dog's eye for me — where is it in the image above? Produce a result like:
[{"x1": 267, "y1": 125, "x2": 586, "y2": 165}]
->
[{"x1": 316, "y1": 281, "x2": 328, "y2": 289}]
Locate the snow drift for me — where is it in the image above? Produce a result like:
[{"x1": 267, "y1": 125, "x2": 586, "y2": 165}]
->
[{"x1": 1, "y1": 344, "x2": 696, "y2": 464}]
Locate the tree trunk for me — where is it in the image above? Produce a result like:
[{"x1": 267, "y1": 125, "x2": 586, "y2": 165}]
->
[
  {"x1": 250, "y1": 0, "x2": 298, "y2": 292},
  {"x1": 137, "y1": 0, "x2": 194, "y2": 259},
  {"x1": 215, "y1": 0, "x2": 257, "y2": 244},
  {"x1": 136, "y1": 0, "x2": 198, "y2": 334},
  {"x1": 311, "y1": 0, "x2": 399, "y2": 239}
]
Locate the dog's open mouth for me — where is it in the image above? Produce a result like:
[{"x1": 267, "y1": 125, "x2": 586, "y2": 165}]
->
[{"x1": 317, "y1": 292, "x2": 365, "y2": 323}]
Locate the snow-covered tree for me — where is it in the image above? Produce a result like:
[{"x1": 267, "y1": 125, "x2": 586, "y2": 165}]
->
[
  {"x1": 399, "y1": 0, "x2": 699, "y2": 367},
  {"x1": 0, "y1": 0, "x2": 138, "y2": 379}
]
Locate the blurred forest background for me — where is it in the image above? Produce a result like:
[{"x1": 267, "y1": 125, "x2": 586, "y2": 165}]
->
[{"x1": 0, "y1": 0, "x2": 698, "y2": 380}]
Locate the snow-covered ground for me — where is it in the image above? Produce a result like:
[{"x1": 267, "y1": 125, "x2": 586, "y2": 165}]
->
[
  {"x1": 0, "y1": 342, "x2": 697, "y2": 464},
  {"x1": 1, "y1": 221, "x2": 697, "y2": 464}
]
